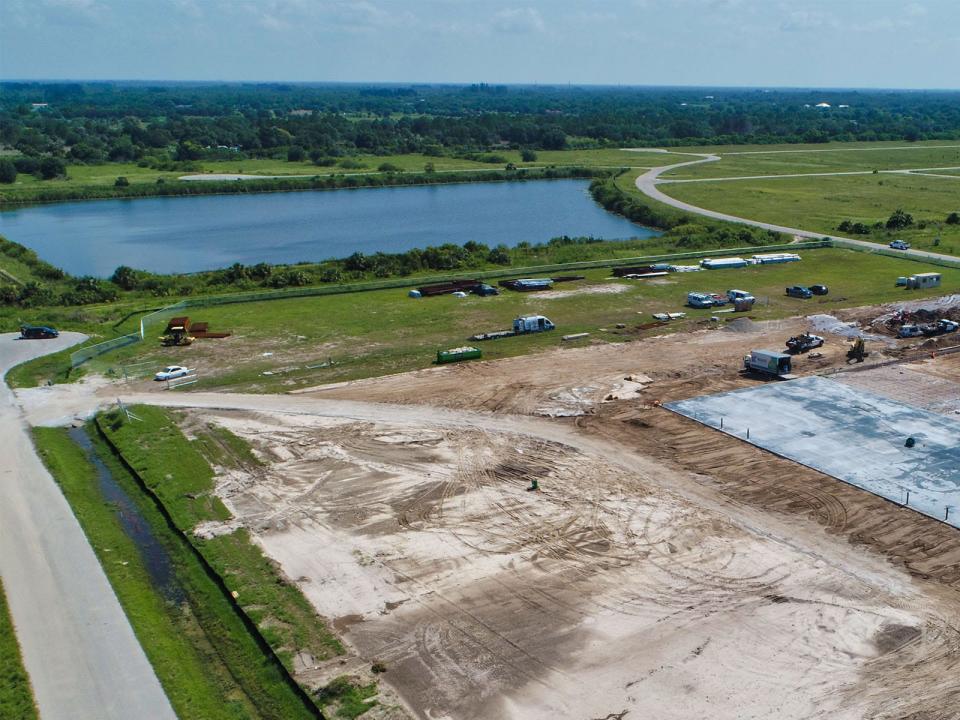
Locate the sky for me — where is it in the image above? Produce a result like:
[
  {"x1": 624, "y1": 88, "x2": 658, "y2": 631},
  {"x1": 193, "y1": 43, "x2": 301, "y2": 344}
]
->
[{"x1": 1, "y1": 0, "x2": 958, "y2": 89}]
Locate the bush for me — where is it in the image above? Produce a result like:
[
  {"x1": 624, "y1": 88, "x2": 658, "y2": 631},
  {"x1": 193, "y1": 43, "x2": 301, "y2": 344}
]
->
[
  {"x1": 886, "y1": 208, "x2": 914, "y2": 230},
  {"x1": 946, "y1": 212, "x2": 960, "y2": 225},
  {"x1": 521, "y1": 149, "x2": 537, "y2": 162},
  {"x1": 487, "y1": 245, "x2": 511, "y2": 265},
  {"x1": 114, "y1": 176, "x2": 129, "y2": 187},
  {"x1": 287, "y1": 145, "x2": 305, "y2": 162},
  {"x1": 0, "y1": 158, "x2": 17, "y2": 183},
  {"x1": 38, "y1": 156, "x2": 66, "y2": 180},
  {"x1": 377, "y1": 162, "x2": 402, "y2": 172},
  {"x1": 338, "y1": 159, "x2": 367, "y2": 169}
]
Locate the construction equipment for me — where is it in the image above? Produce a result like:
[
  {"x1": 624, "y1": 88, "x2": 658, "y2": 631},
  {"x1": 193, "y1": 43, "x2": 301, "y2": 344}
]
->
[
  {"x1": 847, "y1": 338, "x2": 869, "y2": 363},
  {"x1": 785, "y1": 333, "x2": 824, "y2": 354},
  {"x1": 159, "y1": 316, "x2": 231, "y2": 346},
  {"x1": 160, "y1": 317, "x2": 194, "y2": 346},
  {"x1": 743, "y1": 350, "x2": 795, "y2": 379}
]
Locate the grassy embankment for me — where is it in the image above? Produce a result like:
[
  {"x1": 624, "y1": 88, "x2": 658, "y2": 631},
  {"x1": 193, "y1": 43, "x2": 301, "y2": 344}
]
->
[
  {"x1": 0, "y1": 580, "x2": 37, "y2": 720},
  {"x1": 31, "y1": 424, "x2": 329, "y2": 720},
  {"x1": 73, "y1": 247, "x2": 960, "y2": 394},
  {"x1": 91, "y1": 406, "x2": 389, "y2": 718},
  {"x1": 0, "y1": 149, "x2": 692, "y2": 205}
]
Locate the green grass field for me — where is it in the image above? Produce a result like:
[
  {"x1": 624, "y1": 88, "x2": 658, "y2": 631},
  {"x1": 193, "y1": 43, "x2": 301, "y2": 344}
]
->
[
  {"x1": 0, "y1": 579, "x2": 37, "y2": 720},
  {"x1": 662, "y1": 174, "x2": 960, "y2": 253},
  {"x1": 661, "y1": 142, "x2": 960, "y2": 179},
  {"x1": 84, "y1": 247, "x2": 960, "y2": 393}
]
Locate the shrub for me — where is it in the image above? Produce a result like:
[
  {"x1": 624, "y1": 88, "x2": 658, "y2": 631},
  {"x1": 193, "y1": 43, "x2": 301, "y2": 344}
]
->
[
  {"x1": 886, "y1": 209, "x2": 914, "y2": 230},
  {"x1": 0, "y1": 158, "x2": 17, "y2": 183},
  {"x1": 114, "y1": 176, "x2": 130, "y2": 187},
  {"x1": 946, "y1": 212, "x2": 960, "y2": 225}
]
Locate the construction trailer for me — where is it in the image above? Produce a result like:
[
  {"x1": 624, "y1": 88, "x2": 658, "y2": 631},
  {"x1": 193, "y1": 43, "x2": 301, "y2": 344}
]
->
[
  {"x1": 751, "y1": 253, "x2": 801, "y2": 265},
  {"x1": 700, "y1": 257, "x2": 748, "y2": 270},
  {"x1": 743, "y1": 350, "x2": 795, "y2": 379},
  {"x1": 906, "y1": 273, "x2": 941, "y2": 290}
]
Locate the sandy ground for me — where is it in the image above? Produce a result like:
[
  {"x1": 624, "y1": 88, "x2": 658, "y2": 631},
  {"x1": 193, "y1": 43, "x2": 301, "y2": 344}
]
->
[
  {"x1": 193, "y1": 407, "x2": 955, "y2": 720},
  {"x1": 17, "y1": 307, "x2": 960, "y2": 718},
  {"x1": 176, "y1": 310, "x2": 960, "y2": 720}
]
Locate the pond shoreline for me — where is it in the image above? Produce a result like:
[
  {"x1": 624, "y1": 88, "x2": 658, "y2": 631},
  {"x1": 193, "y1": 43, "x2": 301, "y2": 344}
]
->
[
  {"x1": 0, "y1": 165, "x2": 606, "y2": 208},
  {"x1": 0, "y1": 177, "x2": 660, "y2": 276}
]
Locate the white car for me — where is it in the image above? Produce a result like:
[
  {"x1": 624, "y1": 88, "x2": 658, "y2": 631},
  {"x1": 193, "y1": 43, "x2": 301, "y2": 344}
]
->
[
  {"x1": 889, "y1": 240, "x2": 911, "y2": 250},
  {"x1": 154, "y1": 365, "x2": 190, "y2": 381}
]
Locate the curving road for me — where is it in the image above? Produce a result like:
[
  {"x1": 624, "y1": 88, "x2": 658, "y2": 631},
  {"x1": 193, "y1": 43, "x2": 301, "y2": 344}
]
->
[
  {"x1": 632, "y1": 152, "x2": 960, "y2": 266},
  {"x1": 0, "y1": 333, "x2": 175, "y2": 720}
]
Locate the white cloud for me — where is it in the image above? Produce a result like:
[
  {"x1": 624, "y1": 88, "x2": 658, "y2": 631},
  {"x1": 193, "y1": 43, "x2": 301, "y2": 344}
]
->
[
  {"x1": 492, "y1": 7, "x2": 545, "y2": 34},
  {"x1": 905, "y1": 3, "x2": 927, "y2": 17},
  {"x1": 780, "y1": 9, "x2": 837, "y2": 32}
]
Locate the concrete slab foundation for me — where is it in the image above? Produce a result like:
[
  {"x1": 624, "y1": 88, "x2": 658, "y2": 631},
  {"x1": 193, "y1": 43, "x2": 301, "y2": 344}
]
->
[{"x1": 666, "y1": 376, "x2": 960, "y2": 529}]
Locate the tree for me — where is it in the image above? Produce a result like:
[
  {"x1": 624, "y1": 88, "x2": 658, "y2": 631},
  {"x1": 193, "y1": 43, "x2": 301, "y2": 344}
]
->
[
  {"x1": 287, "y1": 145, "x2": 305, "y2": 162},
  {"x1": 110, "y1": 265, "x2": 139, "y2": 290},
  {"x1": 344, "y1": 252, "x2": 369, "y2": 272},
  {"x1": 0, "y1": 159, "x2": 16, "y2": 184},
  {"x1": 886, "y1": 208, "x2": 914, "y2": 230},
  {"x1": 487, "y1": 245, "x2": 511, "y2": 265},
  {"x1": 520, "y1": 149, "x2": 537, "y2": 162},
  {"x1": 946, "y1": 212, "x2": 960, "y2": 225},
  {"x1": 38, "y1": 156, "x2": 65, "y2": 180},
  {"x1": 423, "y1": 162, "x2": 435, "y2": 173}
]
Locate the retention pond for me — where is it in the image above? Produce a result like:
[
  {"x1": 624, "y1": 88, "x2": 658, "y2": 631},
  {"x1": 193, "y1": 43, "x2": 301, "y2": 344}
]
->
[{"x1": 0, "y1": 179, "x2": 657, "y2": 276}]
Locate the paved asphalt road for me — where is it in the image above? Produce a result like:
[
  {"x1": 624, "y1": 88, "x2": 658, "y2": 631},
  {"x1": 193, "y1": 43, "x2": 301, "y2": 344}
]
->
[
  {"x1": 0, "y1": 332, "x2": 175, "y2": 720},
  {"x1": 633, "y1": 153, "x2": 960, "y2": 266}
]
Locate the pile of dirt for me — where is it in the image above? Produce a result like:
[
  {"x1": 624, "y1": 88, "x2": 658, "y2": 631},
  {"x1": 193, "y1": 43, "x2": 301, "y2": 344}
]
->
[{"x1": 722, "y1": 317, "x2": 758, "y2": 333}]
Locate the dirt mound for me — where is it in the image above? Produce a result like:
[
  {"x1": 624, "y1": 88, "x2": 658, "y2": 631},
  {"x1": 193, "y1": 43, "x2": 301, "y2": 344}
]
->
[{"x1": 722, "y1": 317, "x2": 758, "y2": 333}]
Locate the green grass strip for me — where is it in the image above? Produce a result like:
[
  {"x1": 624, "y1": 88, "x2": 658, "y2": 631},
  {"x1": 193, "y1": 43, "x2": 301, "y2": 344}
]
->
[
  {"x1": 96, "y1": 408, "x2": 342, "y2": 701},
  {"x1": 0, "y1": 579, "x2": 38, "y2": 720},
  {"x1": 31, "y1": 426, "x2": 262, "y2": 720}
]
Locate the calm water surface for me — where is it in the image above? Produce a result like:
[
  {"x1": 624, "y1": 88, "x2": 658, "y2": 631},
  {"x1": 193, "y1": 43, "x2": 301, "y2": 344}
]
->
[{"x1": 0, "y1": 179, "x2": 657, "y2": 276}]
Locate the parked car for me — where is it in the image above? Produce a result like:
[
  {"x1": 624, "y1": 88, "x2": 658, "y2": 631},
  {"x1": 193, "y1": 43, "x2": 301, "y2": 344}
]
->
[
  {"x1": 898, "y1": 325, "x2": 923, "y2": 338},
  {"x1": 785, "y1": 285, "x2": 813, "y2": 299},
  {"x1": 19, "y1": 324, "x2": 59, "y2": 339},
  {"x1": 154, "y1": 365, "x2": 190, "y2": 381},
  {"x1": 890, "y1": 240, "x2": 911, "y2": 250},
  {"x1": 809, "y1": 284, "x2": 829, "y2": 295}
]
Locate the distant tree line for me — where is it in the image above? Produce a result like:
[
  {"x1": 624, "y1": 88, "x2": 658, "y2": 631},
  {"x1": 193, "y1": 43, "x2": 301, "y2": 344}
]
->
[{"x1": 3, "y1": 83, "x2": 960, "y2": 177}]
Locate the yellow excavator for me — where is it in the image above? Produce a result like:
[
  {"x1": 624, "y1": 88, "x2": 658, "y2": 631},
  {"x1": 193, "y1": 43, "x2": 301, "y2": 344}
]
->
[{"x1": 846, "y1": 338, "x2": 869, "y2": 363}]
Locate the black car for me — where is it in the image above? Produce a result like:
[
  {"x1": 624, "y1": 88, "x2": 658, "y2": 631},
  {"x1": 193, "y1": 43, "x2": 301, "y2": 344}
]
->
[
  {"x1": 19, "y1": 324, "x2": 59, "y2": 339},
  {"x1": 809, "y1": 285, "x2": 829, "y2": 296}
]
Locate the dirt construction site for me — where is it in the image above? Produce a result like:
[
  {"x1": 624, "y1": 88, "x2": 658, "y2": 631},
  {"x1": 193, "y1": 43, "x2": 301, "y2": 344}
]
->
[{"x1": 90, "y1": 297, "x2": 960, "y2": 720}]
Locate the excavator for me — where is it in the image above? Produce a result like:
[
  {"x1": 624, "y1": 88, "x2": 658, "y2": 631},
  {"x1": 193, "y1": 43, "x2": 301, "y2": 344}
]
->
[{"x1": 846, "y1": 338, "x2": 869, "y2": 363}]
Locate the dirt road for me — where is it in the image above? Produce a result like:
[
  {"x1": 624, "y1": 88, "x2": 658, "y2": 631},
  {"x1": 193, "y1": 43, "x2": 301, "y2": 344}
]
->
[{"x1": 0, "y1": 332, "x2": 176, "y2": 720}]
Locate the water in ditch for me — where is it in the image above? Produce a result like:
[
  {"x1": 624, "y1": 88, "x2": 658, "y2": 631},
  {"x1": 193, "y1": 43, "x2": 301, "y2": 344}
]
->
[{"x1": 68, "y1": 426, "x2": 185, "y2": 604}]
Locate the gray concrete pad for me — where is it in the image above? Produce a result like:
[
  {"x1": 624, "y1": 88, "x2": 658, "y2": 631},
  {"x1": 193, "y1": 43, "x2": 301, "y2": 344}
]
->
[{"x1": 666, "y1": 376, "x2": 960, "y2": 528}]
